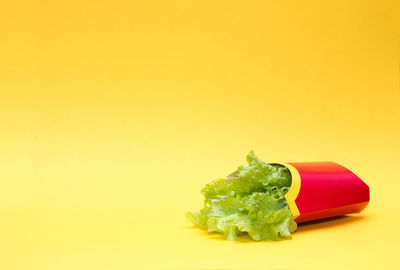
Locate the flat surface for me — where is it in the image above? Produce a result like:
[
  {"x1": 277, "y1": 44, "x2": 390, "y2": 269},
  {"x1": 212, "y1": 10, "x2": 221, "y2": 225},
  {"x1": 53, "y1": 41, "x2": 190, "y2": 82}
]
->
[{"x1": 1, "y1": 1, "x2": 400, "y2": 269}]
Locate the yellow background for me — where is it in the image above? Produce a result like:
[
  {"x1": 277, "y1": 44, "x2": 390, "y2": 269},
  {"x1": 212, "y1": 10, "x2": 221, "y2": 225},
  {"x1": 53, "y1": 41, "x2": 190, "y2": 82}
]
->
[{"x1": 1, "y1": 1, "x2": 400, "y2": 269}]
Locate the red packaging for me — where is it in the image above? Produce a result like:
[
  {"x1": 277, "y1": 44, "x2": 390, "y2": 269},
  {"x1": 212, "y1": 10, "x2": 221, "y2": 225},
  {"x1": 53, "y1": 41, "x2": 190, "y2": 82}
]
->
[{"x1": 277, "y1": 162, "x2": 370, "y2": 223}]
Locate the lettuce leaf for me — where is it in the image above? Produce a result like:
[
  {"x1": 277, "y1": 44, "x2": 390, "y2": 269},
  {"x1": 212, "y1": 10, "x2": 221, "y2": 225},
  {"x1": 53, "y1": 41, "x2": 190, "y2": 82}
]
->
[{"x1": 186, "y1": 151, "x2": 297, "y2": 241}]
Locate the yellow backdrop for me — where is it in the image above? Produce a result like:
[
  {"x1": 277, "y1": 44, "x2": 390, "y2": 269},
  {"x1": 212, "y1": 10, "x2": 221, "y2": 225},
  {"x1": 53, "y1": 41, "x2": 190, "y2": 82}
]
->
[{"x1": 1, "y1": 1, "x2": 399, "y2": 269}]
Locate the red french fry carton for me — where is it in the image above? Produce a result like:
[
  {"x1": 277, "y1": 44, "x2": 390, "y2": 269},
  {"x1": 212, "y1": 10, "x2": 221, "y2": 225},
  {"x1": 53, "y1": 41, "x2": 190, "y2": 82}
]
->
[{"x1": 276, "y1": 162, "x2": 369, "y2": 223}]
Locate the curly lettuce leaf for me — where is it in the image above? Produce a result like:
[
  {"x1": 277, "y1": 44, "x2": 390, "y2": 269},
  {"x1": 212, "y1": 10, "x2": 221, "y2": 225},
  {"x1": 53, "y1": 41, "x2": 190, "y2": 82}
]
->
[{"x1": 186, "y1": 151, "x2": 297, "y2": 241}]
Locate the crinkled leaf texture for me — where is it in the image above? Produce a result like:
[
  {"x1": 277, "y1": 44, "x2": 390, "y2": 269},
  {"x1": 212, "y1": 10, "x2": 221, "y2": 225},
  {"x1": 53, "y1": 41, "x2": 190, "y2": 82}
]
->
[{"x1": 186, "y1": 151, "x2": 297, "y2": 241}]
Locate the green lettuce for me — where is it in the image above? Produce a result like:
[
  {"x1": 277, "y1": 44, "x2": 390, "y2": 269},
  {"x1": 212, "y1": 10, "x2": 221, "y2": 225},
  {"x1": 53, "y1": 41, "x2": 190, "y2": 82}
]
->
[{"x1": 186, "y1": 151, "x2": 297, "y2": 241}]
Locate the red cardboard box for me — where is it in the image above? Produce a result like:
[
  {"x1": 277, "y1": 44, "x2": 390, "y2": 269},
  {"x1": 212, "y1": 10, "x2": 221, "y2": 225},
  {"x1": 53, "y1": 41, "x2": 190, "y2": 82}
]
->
[{"x1": 276, "y1": 162, "x2": 370, "y2": 223}]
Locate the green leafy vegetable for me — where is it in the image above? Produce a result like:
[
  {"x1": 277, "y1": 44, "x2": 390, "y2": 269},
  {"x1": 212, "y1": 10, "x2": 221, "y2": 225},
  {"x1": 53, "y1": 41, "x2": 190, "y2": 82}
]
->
[{"x1": 186, "y1": 151, "x2": 297, "y2": 241}]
